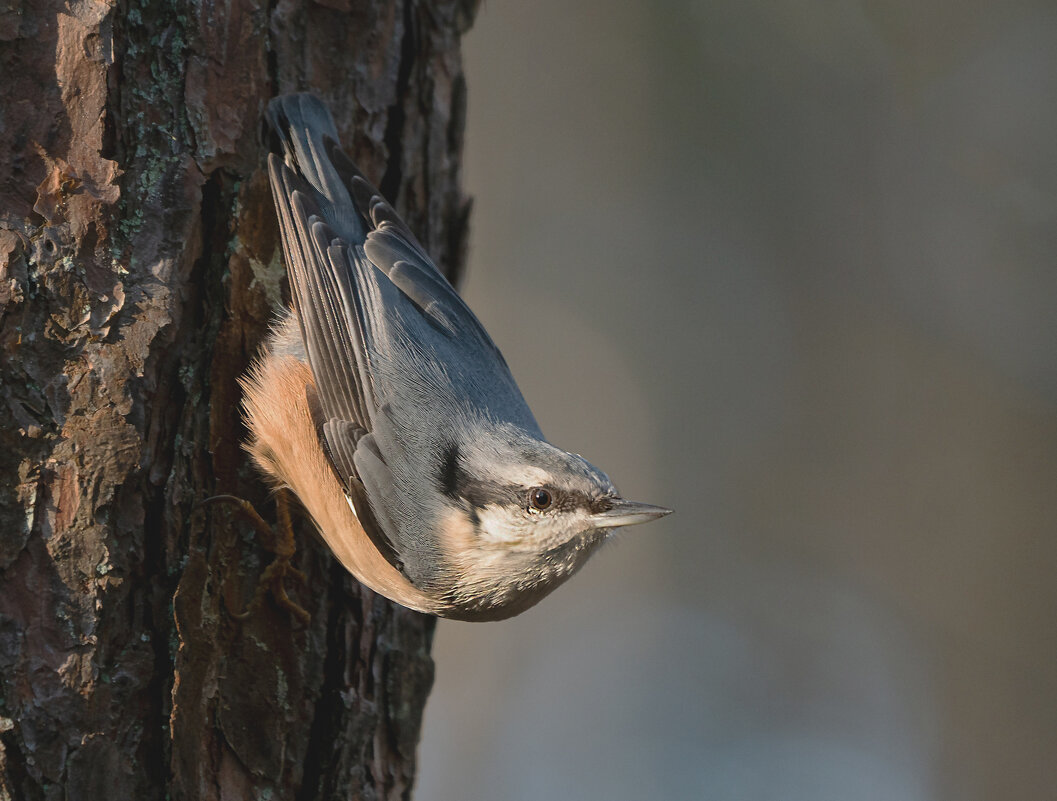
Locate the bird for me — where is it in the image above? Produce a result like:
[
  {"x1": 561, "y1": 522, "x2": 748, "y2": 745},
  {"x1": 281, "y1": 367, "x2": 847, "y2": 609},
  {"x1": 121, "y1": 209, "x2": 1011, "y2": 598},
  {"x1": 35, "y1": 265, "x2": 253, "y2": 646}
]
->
[{"x1": 235, "y1": 92, "x2": 670, "y2": 622}]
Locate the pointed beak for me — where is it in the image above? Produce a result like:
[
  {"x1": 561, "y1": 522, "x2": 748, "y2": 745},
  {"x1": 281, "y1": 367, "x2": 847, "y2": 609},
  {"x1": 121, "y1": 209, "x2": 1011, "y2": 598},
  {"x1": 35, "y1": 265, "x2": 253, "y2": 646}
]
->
[{"x1": 590, "y1": 498, "x2": 672, "y2": 529}]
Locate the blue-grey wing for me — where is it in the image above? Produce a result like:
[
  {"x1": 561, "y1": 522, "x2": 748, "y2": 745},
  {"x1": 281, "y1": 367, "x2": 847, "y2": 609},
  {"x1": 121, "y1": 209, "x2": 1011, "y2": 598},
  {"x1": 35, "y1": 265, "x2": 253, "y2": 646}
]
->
[
  {"x1": 269, "y1": 146, "x2": 404, "y2": 568},
  {"x1": 266, "y1": 93, "x2": 539, "y2": 536},
  {"x1": 324, "y1": 138, "x2": 536, "y2": 429}
]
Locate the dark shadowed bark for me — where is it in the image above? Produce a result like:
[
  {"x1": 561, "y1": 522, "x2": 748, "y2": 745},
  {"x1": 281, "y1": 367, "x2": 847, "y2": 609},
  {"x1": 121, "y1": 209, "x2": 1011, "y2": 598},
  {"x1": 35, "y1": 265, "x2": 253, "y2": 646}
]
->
[{"x1": 0, "y1": 0, "x2": 476, "y2": 798}]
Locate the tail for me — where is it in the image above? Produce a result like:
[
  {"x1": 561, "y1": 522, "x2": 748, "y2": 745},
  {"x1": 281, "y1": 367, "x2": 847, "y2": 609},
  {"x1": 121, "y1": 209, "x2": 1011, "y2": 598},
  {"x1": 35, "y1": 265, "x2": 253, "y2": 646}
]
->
[{"x1": 266, "y1": 93, "x2": 366, "y2": 244}]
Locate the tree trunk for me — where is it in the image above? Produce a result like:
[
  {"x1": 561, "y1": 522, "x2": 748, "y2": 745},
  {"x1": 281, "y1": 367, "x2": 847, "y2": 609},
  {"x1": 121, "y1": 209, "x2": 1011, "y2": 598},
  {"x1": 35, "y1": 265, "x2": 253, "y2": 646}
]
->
[{"x1": 0, "y1": 1, "x2": 475, "y2": 798}]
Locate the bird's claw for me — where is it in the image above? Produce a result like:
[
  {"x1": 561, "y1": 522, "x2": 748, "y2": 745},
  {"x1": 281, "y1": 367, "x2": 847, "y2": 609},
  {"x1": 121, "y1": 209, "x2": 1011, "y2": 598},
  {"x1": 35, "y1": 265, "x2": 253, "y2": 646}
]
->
[{"x1": 201, "y1": 490, "x2": 311, "y2": 625}]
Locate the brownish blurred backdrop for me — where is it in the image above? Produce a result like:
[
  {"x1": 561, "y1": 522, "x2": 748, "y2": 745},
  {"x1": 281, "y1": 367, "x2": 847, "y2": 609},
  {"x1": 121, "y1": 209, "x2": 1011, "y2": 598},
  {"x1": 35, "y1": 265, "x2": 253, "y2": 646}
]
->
[{"x1": 417, "y1": 2, "x2": 1057, "y2": 799}]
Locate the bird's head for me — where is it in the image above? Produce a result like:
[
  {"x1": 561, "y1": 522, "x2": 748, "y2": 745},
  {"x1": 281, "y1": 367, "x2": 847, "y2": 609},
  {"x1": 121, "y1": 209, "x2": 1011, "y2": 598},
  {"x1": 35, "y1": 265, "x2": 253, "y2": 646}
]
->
[{"x1": 433, "y1": 425, "x2": 670, "y2": 619}]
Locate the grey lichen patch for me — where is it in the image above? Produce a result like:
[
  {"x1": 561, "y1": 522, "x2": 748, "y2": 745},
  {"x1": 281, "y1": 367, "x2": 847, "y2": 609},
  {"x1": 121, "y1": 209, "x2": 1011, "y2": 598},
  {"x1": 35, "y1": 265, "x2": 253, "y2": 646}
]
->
[
  {"x1": 113, "y1": 0, "x2": 196, "y2": 256},
  {"x1": 275, "y1": 667, "x2": 287, "y2": 710},
  {"x1": 246, "y1": 247, "x2": 284, "y2": 309}
]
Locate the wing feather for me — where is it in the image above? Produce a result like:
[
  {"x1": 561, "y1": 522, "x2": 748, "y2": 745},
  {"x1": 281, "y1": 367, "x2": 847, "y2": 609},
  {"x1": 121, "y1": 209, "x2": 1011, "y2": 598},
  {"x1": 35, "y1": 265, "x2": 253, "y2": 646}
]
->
[{"x1": 266, "y1": 92, "x2": 540, "y2": 576}]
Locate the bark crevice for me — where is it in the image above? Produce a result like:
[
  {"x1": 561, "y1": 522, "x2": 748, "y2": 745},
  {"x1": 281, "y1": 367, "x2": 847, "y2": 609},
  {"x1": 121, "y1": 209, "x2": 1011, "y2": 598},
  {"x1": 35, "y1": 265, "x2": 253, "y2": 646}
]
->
[{"x1": 379, "y1": 0, "x2": 417, "y2": 205}]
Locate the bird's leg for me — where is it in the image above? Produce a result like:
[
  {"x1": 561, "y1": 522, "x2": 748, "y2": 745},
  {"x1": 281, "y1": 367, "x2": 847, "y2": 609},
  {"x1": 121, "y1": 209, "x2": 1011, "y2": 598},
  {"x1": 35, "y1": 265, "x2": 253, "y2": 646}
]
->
[{"x1": 201, "y1": 490, "x2": 311, "y2": 625}]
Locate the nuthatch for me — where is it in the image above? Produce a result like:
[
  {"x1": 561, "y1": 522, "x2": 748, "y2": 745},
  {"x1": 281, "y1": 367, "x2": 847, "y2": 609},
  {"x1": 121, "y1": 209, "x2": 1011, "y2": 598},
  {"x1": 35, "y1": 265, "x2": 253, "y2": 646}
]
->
[{"x1": 239, "y1": 93, "x2": 670, "y2": 621}]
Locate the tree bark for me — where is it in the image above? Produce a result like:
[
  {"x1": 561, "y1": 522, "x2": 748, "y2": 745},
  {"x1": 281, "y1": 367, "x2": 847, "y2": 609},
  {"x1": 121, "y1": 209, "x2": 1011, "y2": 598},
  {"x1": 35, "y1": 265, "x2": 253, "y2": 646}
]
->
[{"x1": 0, "y1": 1, "x2": 476, "y2": 798}]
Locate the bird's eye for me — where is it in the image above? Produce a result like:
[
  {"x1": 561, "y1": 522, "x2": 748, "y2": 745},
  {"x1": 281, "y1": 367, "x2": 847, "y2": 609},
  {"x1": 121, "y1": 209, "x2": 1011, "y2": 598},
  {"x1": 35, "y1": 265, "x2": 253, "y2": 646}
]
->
[{"x1": 528, "y1": 487, "x2": 553, "y2": 512}]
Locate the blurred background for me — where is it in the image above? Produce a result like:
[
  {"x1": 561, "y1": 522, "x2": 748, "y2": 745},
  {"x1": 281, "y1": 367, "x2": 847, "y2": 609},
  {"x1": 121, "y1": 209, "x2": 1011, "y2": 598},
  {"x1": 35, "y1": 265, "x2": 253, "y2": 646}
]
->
[{"x1": 416, "y1": 1, "x2": 1057, "y2": 799}]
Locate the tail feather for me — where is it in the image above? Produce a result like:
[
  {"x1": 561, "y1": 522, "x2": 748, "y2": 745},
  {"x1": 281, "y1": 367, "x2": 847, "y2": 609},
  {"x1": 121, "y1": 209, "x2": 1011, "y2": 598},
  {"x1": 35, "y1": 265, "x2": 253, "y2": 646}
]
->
[{"x1": 266, "y1": 93, "x2": 365, "y2": 244}]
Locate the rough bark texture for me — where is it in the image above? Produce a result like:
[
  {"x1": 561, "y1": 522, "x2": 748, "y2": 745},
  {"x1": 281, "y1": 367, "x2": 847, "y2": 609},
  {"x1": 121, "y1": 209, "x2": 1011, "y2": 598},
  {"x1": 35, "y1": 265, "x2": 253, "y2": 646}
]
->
[{"x1": 0, "y1": 0, "x2": 476, "y2": 798}]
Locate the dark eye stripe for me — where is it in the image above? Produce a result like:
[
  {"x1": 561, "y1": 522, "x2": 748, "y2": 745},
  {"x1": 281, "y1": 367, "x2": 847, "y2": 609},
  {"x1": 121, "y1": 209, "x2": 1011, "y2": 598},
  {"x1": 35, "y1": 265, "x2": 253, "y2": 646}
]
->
[
  {"x1": 589, "y1": 494, "x2": 615, "y2": 514},
  {"x1": 437, "y1": 448, "x2": 605, "y2": 515},
  {"x1": 438, "y1": 441, "x2": 462, "y2": 499},
  {"x1": 437, "y1": 442, "x2": 523, "y2": 510}
]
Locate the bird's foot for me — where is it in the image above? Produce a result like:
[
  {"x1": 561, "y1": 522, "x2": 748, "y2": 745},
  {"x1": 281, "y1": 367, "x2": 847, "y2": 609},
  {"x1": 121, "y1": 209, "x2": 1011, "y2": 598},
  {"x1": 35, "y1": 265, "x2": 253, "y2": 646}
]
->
[{"x1": 200, "y1": 489, "x2": 311, "y2": 626}]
